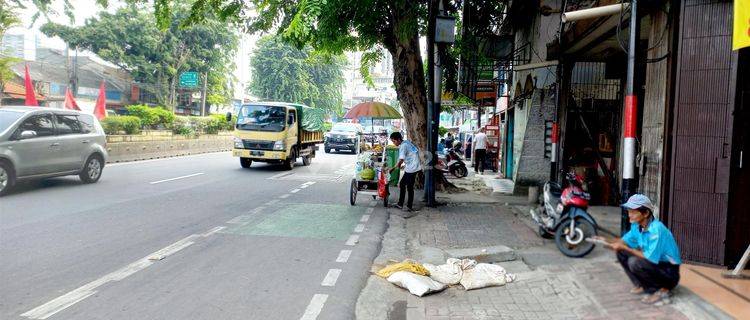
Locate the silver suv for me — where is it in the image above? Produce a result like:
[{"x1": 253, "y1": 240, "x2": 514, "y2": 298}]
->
[{"x1": 0, "y1": 106, "x2": 108, "y2": 196}]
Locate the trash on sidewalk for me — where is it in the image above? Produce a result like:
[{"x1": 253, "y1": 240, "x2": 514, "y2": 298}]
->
[
  {"x1": 376, "y1": 259, "x2": 430, "y2": 278},
  {"x1": 379, "y1": 258, "x2": 517, "y2": 296},
  {"x1": 386, "y1": 271, "x2": 447, "y2": 297}
]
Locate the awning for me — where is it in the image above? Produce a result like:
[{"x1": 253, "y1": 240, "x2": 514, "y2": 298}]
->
[{"x1": 2, "y1": 82, "x2": 46, "y2": 100}]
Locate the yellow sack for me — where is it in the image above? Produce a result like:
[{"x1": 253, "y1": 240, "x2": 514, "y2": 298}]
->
[{"x1": 376, "y1": 260, "x2": 430, "y2": 278}]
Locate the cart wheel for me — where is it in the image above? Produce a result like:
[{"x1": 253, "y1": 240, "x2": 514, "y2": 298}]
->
[{"x1": 350, "y1": 179, "x2": 357, "y2": 206}]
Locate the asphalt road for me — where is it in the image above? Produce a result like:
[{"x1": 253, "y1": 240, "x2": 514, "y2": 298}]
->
[{"x1": 0, "y1": 150, "x2": 387, "y2": 320}]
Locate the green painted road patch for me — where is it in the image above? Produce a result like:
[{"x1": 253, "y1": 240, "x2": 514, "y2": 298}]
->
[{"x1": 226, "y1": 203, "x2": 365, "y2": 240}]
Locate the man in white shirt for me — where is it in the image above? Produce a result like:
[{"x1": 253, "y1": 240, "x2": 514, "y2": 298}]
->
[
  {"x1": 388, "y1": 132, "x2": 421, "y2": 211},
  {"x1": 472, "y1": 129, "x2": 488, "y2": 174}
]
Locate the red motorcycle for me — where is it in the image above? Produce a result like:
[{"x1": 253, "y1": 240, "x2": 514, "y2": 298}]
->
[{"x1": 530, "y1": 172, "x2": 599, "y2": 257}]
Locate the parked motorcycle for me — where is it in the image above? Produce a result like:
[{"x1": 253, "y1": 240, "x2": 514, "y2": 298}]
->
[
  {"x1": 530, "y1": 172, "x2": 599, "y2": 257},
  {"x1": 437, "y1": 147, "x2": 468, "y2": 178}
]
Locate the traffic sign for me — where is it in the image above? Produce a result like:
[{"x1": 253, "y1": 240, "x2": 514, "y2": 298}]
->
[{"x1": 179, "y1": 72, "x2": 199, "y2": 88}]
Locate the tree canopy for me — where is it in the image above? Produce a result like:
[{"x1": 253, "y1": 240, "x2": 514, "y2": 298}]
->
[
  {"x1": 40, "y1": 4, "x2": 238, "y2": 109},
  {"x1": 250, "y1": 36, "x2": 345, "y2": 116}
]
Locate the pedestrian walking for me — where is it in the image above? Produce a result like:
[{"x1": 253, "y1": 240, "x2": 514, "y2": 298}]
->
[
  {"x1": 388, "y1": 132, "x2": 421, "y2": 212},
  {"x1": 594, "y1": 194, "x2": 681, "y2": 306},
  {"x1": 444, "y1": 133, "x2": 454, "y2": 153},
  {"x1": 472, "y1": 129, "x2": 488, "y2": 174}
]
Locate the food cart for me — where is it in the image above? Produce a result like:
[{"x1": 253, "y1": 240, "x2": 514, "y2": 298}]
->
[{"x1": 342, "y1": 102, "x2": 402, "y2": 207}]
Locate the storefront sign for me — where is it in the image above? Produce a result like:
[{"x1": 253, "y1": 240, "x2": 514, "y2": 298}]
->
[{"x1": 734, "y1": 0, "x2": 750, "y2": 50}]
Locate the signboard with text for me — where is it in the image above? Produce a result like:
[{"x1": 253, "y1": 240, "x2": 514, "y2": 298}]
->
[{"x1": 179, "y1": 72, "x2": 199, "y2": 88}]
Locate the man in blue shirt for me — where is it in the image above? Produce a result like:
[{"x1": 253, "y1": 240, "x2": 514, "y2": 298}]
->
[
  {"x1": 388, "y1": 132, "x2": 421, "y2": 212},
  {"x1": 598, "y1": 194, "x2": 682, "y2": 305}
]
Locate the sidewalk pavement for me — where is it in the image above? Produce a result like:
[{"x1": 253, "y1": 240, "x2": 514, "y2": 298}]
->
[{"x1": 355, "y1": 175, "x2": 732, "y2": 320}]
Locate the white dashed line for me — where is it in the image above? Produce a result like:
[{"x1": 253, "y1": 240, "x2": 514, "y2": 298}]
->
[
  {"x1": 149, "y1": 172, "x2": 204, "y2": 185},
  {"x1": 252, "y1": 206, "x2": 266, "y2": 214},
  {"x1": 345, "y1": 234, "x2": 359, "y2": 246},
  {"x1": 360, "y1": 215, "x2": 370, "y2": 223},
  {"x1": 320, "y1": 269, "x2": 341, "y2": 287},
  {"x1": 336, "y1": 250, "x2": 352, "y2": 263},
  {"x1": 279, "y1": 194, "x2": 290, "y2": 199},
  {"x1": 366, "y1": 207, "x2": 374, "y2": 214},
  {"x1": 291, "y1": 189, "x2": 301, "y2": 193},
  {"x1": 201, "y1": 226, "x2": 226, "y2": 237},
  {"x1": 354, "y1": 224, "x2": 365, "y2": 233},
  {"x1": 266, "y1": 199, "x2": 279, "y2": 205},
  {"x1": 227, "y1": 215, "x2": 248, "y2": 224},
  {"x1": 299, "y1": 294, "x2": 328, "y2": 320}
]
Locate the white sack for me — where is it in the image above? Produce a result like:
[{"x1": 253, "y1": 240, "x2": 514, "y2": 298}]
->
[
  {"x1": 387, "y1": 271, "x2": 447, "y2": 297},
  {"x1": 423, "y1": 258, "x2": 464, "y2": 285},
  {"x1": 459, "y1": 263, "x2": 517, "y2": 290}
]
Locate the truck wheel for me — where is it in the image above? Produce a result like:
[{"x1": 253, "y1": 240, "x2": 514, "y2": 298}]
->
[
  {"x1": 302, "y1": 155, "x2": 311, "y2": 166},
  {"x1": 240, "y1": 157, "x2": 252, "y2": 168}
]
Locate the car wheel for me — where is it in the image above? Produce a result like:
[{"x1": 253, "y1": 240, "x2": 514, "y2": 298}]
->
[
  {"x1": 325, "y1": 147, "x2": 331, "y2": 154},
  {"x1": 240, "y1": 157, "x2": 252, "y2": 168},
  {"x1": 80, "y1": 154, "x2": 104, "y2": 183},
  {"x1": 0, "y1": 161, "x2": 15, "y2": 196}
]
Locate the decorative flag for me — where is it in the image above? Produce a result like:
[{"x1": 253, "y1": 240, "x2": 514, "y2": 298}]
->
[
  {"x1": 93, "y1": 81, "x2": 107, "y2": 120},
  {"x1": 24, "y1": 65, "x2": 39, "y2": 106},
  {"x1": 734, "y1": 0, "x2": 750, "y2": 50},
  {"x1": 64, "y1": 88, "x2": 81, "y2": 111}
]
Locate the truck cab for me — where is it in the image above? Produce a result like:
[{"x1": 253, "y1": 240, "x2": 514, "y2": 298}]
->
[{"x1": 229, "y1": 102, "x2": 323, "y2": 170}]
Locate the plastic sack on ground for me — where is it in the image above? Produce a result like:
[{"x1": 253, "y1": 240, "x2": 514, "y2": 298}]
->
[
  {"x1": 376, "y1": 260, "x2": 430, "y2": 278},
  {"x1": 459, "y1": 262, "x2": 517, "y2": 290},
  {"x1": 387, "y1": 271, "x2": 447, "y2": 297},
  {"x1": 423, "y1": 258, "x2": 464, "y2": 285}
]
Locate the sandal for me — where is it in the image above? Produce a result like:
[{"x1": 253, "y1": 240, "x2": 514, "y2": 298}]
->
[
  {"x1": 629, "y1": 287, "x2": 645, "y2": 295},
  {"x1": 641, "y1": 291, "x2": 671, "y2": 305}
]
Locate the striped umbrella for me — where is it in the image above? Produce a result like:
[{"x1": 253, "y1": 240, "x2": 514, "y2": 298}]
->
[{"x1": 343, "y1": 102, "x2": 402, "y2": 119}]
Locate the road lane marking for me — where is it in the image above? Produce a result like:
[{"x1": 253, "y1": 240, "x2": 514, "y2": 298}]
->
[
  {"x1": 366, "y1": 207, "x2": 374, "y2": 214},
  {"x1": 227, "y1": 215, "x2": 250, "y2": 224},
  {"x1": 291, "y1": 189, "x2": 301, "y2": 193},
  {"x1": 321, "y1": 269, "x2": 341, "y2": 287},
  {"x1": 354, "y1": 224, "x2": 365, "y2": 233},
  {"x1": 336, "y1": 250, "x2": 352, "y2": 263},
  {"x1": 21, "y1": 226, "x2": 223, "y2": 319},
  {"x1": 201, "y1": 226, "x2": 226, "y2": 237},
  {"x1": 279, "y1": 194, "x2": 290, "y2": 199},
  {"x1": 266, "y1": 199, "x2": 280, "y2": 205},
  {"x1": 345, "y1": 234, "x2": 359, "y2": 246},
  {"x1": 360, "y1": 215, "x2": 370, "y2": 223},
  {"x1": 149, "y1": 173, "x2": 204, "y2": 185},
  {"x1": 267, "y1": 172, "x2": 295, "y2": 180},
  {"x1": 252, "y1": 206, "x2": 266, "y2": 214},
  {"x1": 300, "y1": 294, "x2": 328, "y2": 320}
]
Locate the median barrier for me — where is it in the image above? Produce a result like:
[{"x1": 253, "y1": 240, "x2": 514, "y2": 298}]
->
[{"x1": 105, "y1": 131, "x2": 233, "y2": 163}]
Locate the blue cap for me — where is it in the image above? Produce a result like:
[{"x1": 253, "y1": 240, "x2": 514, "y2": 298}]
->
[{"x1": 622, "y1": 194, "x2": 654, "y2": 211}]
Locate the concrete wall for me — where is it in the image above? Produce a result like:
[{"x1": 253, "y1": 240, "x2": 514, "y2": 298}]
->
[
  {"x1": 105, "y1": 131, "x2": 233, "y2": 163},
  {"x1": 513, "y1": 89, "x2": 556, "y2": 190}
]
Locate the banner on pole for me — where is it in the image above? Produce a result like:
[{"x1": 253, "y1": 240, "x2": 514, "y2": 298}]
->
[{"x1": 734, "y1": 0, "x2": 750, "y2": 50}]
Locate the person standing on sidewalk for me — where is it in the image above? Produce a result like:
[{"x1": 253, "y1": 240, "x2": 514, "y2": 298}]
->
[
  {"x1": 388, "y1": 132, "x2": 421, "y2": 212},
  {"x1": 472, "y1": 129, "x2": 488, "y2": 174},
  {"x1": 444, "y1": 133, "x2": 454, "y2": 153},
  {"x1": 596, "y1": 194, "x2": 681, "y2": 306}
]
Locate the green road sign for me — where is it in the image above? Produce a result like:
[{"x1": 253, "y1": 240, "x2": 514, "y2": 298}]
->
[{"x1": 179, "y1": 72, "x2": 199, "y2": 88}]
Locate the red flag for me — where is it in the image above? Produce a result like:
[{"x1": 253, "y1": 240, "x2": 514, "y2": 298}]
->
[
  {"x1": 64, "y1": 88, "x2": 81, "y2": 111},
  {"x1": 24, "y1": 65, "x2": 39, "y2": 106},
  {"x1": 93, "y1": 81, "x2": 107, "y2": 120}
]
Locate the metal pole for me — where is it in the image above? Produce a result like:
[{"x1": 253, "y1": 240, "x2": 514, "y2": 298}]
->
[
  {"x1": 621, "y1": 0, "x2": 639, "y2": 234},
  {"x1": 425, "y1": 0, "x2": 437, "y2": 207},
  {"x1": 200, "y1": 71, "x2": 208, "y2": 116}
]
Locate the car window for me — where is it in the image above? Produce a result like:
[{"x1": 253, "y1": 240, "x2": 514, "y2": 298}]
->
[
  {"x1": 77, "y1": 115, "x2": 95, "y2": 134},
  {"x1": 55, "y1": 115, "x2": 84, "y2": 135},
  {"x1": 16, "y1": 114, "x2": 55, "y2": 138}
]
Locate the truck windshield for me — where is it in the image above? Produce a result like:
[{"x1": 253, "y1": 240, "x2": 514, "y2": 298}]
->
[
  {"x1": 236, "y1": 105, "x2": 286, "y2": 132},
  {"x1": 332, "y1": 124, "x2": 359, "y2": 132}
]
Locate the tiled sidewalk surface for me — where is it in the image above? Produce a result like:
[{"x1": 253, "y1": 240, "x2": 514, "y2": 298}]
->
[{"x1": 356, "y1": 194, "x2": 731, "y2": 320}]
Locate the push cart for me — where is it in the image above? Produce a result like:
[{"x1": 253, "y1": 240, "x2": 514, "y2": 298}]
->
[{"x1": 343, "y1": 101, "x2": 403, "y2": 208}]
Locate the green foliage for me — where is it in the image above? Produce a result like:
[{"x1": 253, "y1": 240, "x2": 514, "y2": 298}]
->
[
  {"x1": 40, "y1": 4, "x2": 238, "y2": 109},
  {"x1": 126, "y1": 104, "x2": 175, "y2": 129},
  {"x1": 438, "y1": 126, "x2": 448, "y2": 137},
  {"x1": 249, "y1": 35, "x2": 345, "y2": 116},
  {"x1": 171, "y1": 116, "x2": 194, "y2": 136},
  {"x1": 101, "y1": 116, "x2": 142, "y2": 135},
  {"x1": 172, "y1": 115, "x2": 231, "y2": 135},
  {"x1": 210, "y1": 114, "x2": 234, "y2": 131},
  {"x1": 322, "y1": 122, "x2": 332, "y2": 132}
]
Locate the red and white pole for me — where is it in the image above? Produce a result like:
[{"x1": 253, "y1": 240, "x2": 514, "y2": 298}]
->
[
  {"x1": 550, "y1": 122, "x2": 559, "y2": 182},
  {"x1": 621, "y1": 0, "x2": 639, "y2": 234}
]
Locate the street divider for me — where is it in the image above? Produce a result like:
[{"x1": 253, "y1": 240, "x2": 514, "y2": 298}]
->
[{"x1": 105, "y1": 130, "x2": 232, "y2": 163}]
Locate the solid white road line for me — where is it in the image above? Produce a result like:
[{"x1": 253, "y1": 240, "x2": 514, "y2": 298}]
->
[
  {"x1": 21, "y1": 225, "x2": 224, "y2": 319},
  {"x1": 291, "y1": 189, "x2": 301, "y2": 193},
  {"x1": 345, "y1": 234, "x2": 359, "y2": 246},
  {"x1": 299, "y1": 294, "x2": 328, "y2": 320},
  {"x1": 360, "y1": 215, "x2": 370, "y2": 223},
  {"x1": 336, "y1": 250, "x2": 352, "y2": 263},
  {"x1": 252, "y1": 206, "x2": 266, "y2": 214},
  {"x1": 266, "y1": 199, "x2": 280, "y2": 205},
  {"x1": 279, "y1": 194, "x2": 290, "y2": 199},
  {"x1": 320, "y1": 269, "x2": 341, "y2": 287},
  {"x1": 149, "y1": 172, "x2": 204, "y2": 185},
  {"x1": 366, "y1": 207, "x2": 374, "y2": 214},
  {"x1": 354, "y1": 224, "x2": 365, "y2": 233},
  {"x1": 227, "y1": 215, "x2": 249, "y2": 224}
]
